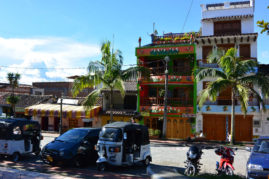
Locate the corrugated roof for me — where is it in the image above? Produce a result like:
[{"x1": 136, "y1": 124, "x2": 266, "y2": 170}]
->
[
  {"x1": 25, "y1": 104, "x2": 101, "y2": 118},
  {"x1": 102, "y1": 81, "x2": 137, "y2": 92},
  {"x1": 0, "y1": 93, "x2": 53, "y2": 108}
]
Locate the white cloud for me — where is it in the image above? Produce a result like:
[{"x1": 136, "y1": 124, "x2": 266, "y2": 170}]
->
[
  {"x1": 0, "y1": 37, "x2": 100, "y2": 84},
  {"x1": 261, "y1": 51, "x2": 269, "y2": 59}
]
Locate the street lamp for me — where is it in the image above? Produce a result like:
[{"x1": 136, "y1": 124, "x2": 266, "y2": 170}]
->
[
  {"x1": 59, "y1": 92, "x2": 63, "y2": 134},
  {"x1": 162, "y1": 56, "x2": 170, "y2": 138}
]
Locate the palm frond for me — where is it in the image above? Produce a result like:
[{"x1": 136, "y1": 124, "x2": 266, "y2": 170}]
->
[
  {"x1": 239, "y1": 73, "x2": 269, "y2": 98},
  {"x1": 113, "y1": 78, "x2": 125, "y2": 97},
  {"x1": 248, "y1": 87, "x2": 266, "y2": 112},
  {"x1": 207, "y1": 48, "x2": 225, "y2": 64},
  {"x1": 198, "y1": 88, "x2": 211, "y2": 107},
  {"x1": 82, "y1": 88, "x2": 102, "y2": 111},
  {"x1": 121, "y1": 66, "x2": 150, "y2": 81},
  {"x1": 234, "y1": 59, "x2": 257, "y2": 77},
  {"x1": 196, "y1": 68, "x2": 227, "y2": 81},
  {"x1": 218, "y1": 48, "x2": 237, "y2": 77},
  {"x1": 72, "y1": 74, "x2": 101, "y2": 97},
  {"x1": 198, "y1": 79, "x2": 232, "y2": 107},
  {"x1": 235, "y1": 84, "x2": 249, "y2": 114}
]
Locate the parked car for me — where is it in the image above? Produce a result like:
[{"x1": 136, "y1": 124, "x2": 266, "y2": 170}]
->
[
  {"x1": 0, "y1": 118, "x2": 42, "y2": 162},
  {"x1": 246, "y1": 136, "x2": 269, "y2": 179},
  {"x1": 41, "y1": 128, "x2": 101, "y2": 167}
]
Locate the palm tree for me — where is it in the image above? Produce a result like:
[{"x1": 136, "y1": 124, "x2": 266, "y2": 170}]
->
[
  {"x1": 196, "y1": 48, "x2": 269, "y2": 144},
  {"x1": 6, "y1": 73, "x2": 21, "y2": 117},
  {"x1": 72, "y1": 41, "x2": 149, "y2": 122}
]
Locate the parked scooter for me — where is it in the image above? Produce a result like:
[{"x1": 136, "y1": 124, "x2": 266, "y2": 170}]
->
[
  {"x1": 184, "y1": 146, "x2": 203, "y2": 176},
  {"x1": 215, "y1": 146, "x2": 236, "y2": 176}
]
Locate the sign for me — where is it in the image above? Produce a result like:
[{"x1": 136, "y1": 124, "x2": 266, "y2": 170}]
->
[
  {"x1": 140, "y1": 111, "x2": 150, "y2": 117},
  {"x1": 140, "y1": 106, "x2": 193, "y2": 115},
  {"x1": 136, "y1": 45, "x2": 194, "y2": 56},
  {"x1": 82, "y1": 118, "x2": 94, "y2": 122}
]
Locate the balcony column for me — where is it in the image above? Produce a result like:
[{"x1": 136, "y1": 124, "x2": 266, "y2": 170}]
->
[{"x1": 162, "y1": 56, "x2": 170, "y2": 138}]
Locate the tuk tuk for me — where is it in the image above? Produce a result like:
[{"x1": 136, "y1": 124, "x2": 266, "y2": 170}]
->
[
  {"x1": 96, "y1": 122, "x2": 152, "y2": 171},
  {"x1": 0, "y1": 118, "x2": 42, "y2": 162}
]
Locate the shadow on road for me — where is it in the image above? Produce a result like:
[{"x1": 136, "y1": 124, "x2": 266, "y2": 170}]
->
[{"x1": 0, "y1": 154, "x2": 149, "y2": 178}]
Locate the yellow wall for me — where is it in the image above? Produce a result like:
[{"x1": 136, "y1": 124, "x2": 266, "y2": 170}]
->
[{"x1": 101, "y1": 115, "x2": 138, "y2": 126}]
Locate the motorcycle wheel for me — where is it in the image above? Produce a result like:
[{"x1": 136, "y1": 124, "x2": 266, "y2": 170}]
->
[
  {"x1": 184, "y1": 164, "x2": 196, "y2": 176},
  {"x1": 225, "y1": 166, "x2": 234, "y2": 176},
  {"x1": 97, "y1": 162, "x2": 106, "y2": 171}
]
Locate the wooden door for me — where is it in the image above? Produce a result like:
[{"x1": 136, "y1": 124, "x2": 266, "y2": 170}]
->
[
  {"x1": 69, "y1": 118, "x2": 78, "y2": 129},
  {"x1": 203, "y1": 115, "x2": 226, "y2": 141},
  {"x1": 41, "y1": 117, "x2": 48, "y2": 131},
  {"x1": 229, "y1": 115, "x2": 253, "y2": 142},
  {"x1": 166, "y1": 118, "x2": 191, "y2": 139},
  {"x1": 54, "y1": 117, "x2": 60, "y2": 131}
]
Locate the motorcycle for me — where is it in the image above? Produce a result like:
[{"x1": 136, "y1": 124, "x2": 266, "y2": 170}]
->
[
  {"x1": 215, "y1": 146, "x2": 236, "y2": 176},
  {"x1": 184, "y1": 145, "x2": 203, "y2": 176}
]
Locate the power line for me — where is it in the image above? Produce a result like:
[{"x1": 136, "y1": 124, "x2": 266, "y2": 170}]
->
[
  {"x1": 181, "y1": 0, "x2": 194, "y2": 33},
  {"x1": 0, "y1": 64, "x2": 138, "y2": 70}
]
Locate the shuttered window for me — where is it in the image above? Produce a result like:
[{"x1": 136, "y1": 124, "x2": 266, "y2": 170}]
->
[{"x1": 240, "y1": 44, "x2": 251, "y2": 58}]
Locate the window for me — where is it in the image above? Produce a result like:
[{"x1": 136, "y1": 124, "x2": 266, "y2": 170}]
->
[
  {"x1": 240, "y1": 44, "x2": 251, "y2": 58},
  {"x1": 214, "y1": 20, "x2": 241, "y2": 35},
  {"x1": 203, "y1": 81, "x2": 210, "y2": 89},
  {"x1": 253, "y1": 120, "x2": 260, "y2": 127},
  {"x1": 149, "y1": 88, "x2": 157, "y2": 97},
  {"x1": 202, "y1": 46, "x2": 213, "y2": 60},
  {"x1": 217, "y1": 44, "x2": 235, "y2": 52}
]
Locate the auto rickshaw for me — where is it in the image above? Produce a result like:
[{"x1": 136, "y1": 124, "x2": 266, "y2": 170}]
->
[
  {"x1": 0, "y1": 118, "x2": 42, "y2": 162},
  {"x1": 96, "y1": 122, "x2": 152, "y2": 171}
]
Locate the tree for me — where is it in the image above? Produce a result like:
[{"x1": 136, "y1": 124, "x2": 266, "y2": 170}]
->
[
  {"x1": 257, "y1": 6, "x2": 269, "y2": 34},
  {"x1": 6, "y1": 73, "x2": 21, "y2": 117},
  {"x1": 72, "y1": 41, "x2": 149, "y2": 122},
  {"x1": 196, "y1": 48, "x2": 269, "y2": 144}
]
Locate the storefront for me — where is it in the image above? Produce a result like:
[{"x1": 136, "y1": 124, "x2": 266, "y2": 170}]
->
[{"x1": 25, "y1": 104, "x2": 101, "y2": 132}]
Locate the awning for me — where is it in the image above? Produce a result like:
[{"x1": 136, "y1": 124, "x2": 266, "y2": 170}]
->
[{"x1": 25, "y1": 104, "x2": 101, "y2": 119}]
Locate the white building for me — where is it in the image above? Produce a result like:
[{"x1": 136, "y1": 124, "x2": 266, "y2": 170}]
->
[{"x1": 195, "y1": 0, "x2": 263, "y2": 141}]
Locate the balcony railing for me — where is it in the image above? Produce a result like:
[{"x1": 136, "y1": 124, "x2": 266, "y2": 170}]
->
[
  {"x1": 173, "y1": 66, "x2": 192, "y2": 76},
  {"x1": 147, "y1": 66, "x2": 192, "y2": 76},
  {"x1": 203, "y1": 97, "x2": 258, "y2": 106},
  {"x1": 148, "y1": 67, "x2": 165, "y2": 75},
  {"x1": 141, "y1": 97, "x2": 193, "y2": 107}
]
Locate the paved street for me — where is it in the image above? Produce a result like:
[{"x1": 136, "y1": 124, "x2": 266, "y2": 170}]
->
[
  {"x1": 150, "y1": 140, "x2": 250, "y2": 178},
  {"x1": 0, "y1": 133, "x2": 251, "y2": 178},
  {"x1": 0, "y1": 133, "x2": 148, "y2": 179}
]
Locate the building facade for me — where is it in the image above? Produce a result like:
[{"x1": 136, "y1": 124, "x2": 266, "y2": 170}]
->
[
  {"x1": 101, "y1": 81, "x2": 139, "y2": 125},
  {"x1": 195, "y1": 0, "x2": 258, "y2": 141},
  {"x1": 136, "y1": 34, "x2": 197, "y2": 139}
]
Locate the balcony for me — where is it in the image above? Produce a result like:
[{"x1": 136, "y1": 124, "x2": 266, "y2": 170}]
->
[
  {"x1": 141, "y1": 97, "x2": 193, "y2": 107},
  {"x1": 203, "y1": 97, "x2": 258, "y2": 106},
  {"x1": 148, "y1": 67, "x2": 165, "y2": 76},
  {"x1": 146, "y1": 66, "x2": 192, "y2": 76}
]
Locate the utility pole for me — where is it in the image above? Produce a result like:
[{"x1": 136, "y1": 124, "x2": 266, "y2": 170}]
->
[
  {"x1": 59, "y1": 92, "x2": 63, "y2": 134},
  {"x1": 162, "y1": 56, "x2": 170, "y2": 138}
]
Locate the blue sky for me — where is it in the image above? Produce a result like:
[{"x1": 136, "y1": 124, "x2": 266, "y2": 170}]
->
[{"x1": 0, "y1": 0, "x2": 268, "y2": 84}]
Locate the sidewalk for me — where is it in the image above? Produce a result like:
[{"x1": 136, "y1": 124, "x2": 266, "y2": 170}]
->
[
  {"x1": 41, "y1": 132, "x2": 59, "y2": 138},
  {"x1": 147, "y1": 165, "x2": 192, "y2": 179},
  {"x1": 150, "y1": 138, "x2": 253, "y2": 149},
  {"x1": 0, "y1": 167, "x2": 72, "y2": 179}
]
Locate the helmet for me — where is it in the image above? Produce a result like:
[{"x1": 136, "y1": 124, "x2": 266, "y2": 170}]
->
[{"x1": 187, "y1": 146, "x2": 201, "y2": 160}]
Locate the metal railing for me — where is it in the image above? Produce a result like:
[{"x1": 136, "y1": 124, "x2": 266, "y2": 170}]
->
[
  {"x1": 146, "y1": 66, "x2": 192, "y2": 76},
  {"x1": 141, "y1": 97, "x2": 193, "y2": 107}
]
